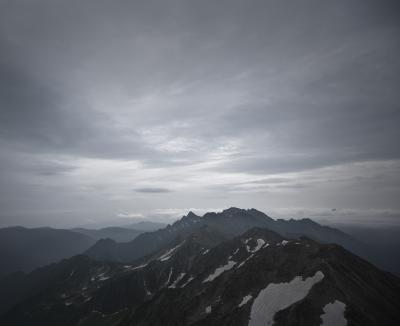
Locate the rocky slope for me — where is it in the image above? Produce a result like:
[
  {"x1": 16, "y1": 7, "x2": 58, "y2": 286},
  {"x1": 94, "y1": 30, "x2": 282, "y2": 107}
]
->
[{"x1": 1, "y1": 225, "x2": 399, "y2": 326}]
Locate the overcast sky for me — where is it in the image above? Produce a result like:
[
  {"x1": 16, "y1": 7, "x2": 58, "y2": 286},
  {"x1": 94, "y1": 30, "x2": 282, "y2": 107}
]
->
[{"x1": 1, "y1": 0, "x2": 399, "y2": 228}]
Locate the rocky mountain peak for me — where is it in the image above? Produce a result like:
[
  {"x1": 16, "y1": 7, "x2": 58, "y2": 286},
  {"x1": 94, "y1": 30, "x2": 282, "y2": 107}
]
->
[
  {"x1": 186, "y1": 211, "x2": 199, "y2": 219},
  {"x1": 222, "y1": 207, "x2": 244, "y2": 215}
]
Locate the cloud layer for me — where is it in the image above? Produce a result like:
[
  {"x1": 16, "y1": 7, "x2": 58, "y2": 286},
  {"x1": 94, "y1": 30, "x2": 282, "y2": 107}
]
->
[{"x1": 0, "y1": 0, "x2": 399, "y2": 227}]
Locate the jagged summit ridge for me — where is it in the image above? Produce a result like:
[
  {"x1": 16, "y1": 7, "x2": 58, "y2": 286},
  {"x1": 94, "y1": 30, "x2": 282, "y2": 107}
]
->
[
  {"x1": 84, "y1": 207, "x2": 364, "y2": 272},
  {"x1": 168, "y1": 207, "x2": 272, "y2": 232}
]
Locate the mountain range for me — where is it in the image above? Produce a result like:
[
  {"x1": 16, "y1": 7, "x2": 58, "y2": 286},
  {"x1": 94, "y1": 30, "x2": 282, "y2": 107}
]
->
[
  {"x1": 85, "y1": 208, "x2": 367, "y2": 267},
  {"x1": 0, "y1": 221, "x2": 165, "y2": 277},
  {"x1": 1, "y1": 217, "x2": 399, "y2": 325}
]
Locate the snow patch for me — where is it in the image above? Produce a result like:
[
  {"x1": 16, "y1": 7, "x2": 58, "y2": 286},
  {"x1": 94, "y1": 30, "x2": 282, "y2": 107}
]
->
[
  {"x1": 239, "y1": 295, "x2": 253, "y2": 307},
  {"x1": 321, "y1": 300, "x2": 347, "y2": 326},
  {"x1": 128, "y1": 263, "x2": 148, "y2": 271},
  {"x1": 91, "y1": 270, "x2": 110, "y2": 282},
  {"x1": 164, "y1": 268, "x2": 173, "y2": 287},
  {"x1": 203, "y1": 260, "x2": 236, "y2": 283},
  {"x1": 245, "y1": 238, "x2": 266, "y2": 253},
  {"x1": 168, "y1": 272, "x2": 186, "y2": 288},
  {"x1": 237, "y1": 254, "x2": 254, "y2": 268},
  {"x1": 245, "y1": 238, "x2": 252, "y2": 252},
  {"x1": 159, "y1": 241, "x2": 185, "y2": 261},
  {"x1": 249, "y1": 271, "x2": 325, "y2": 326},
  {"x1": 250, "y1": 239, "x2": 266, "y2": 253},
  {"x1": 98, "y1": 276, "x2": 110, "y2": 281},
  {"x1": 97, "y1": 272, "x2": 110, "y2": 281},
  {"x1": 228, "y1": 248, "x2": 240, "y2": 260},
  {"x1": 181, "y1": 276, "x2": 195, "y2": 288},
  {"x1": 143, "y1": 280, "x2": 152, "y2": 296}
]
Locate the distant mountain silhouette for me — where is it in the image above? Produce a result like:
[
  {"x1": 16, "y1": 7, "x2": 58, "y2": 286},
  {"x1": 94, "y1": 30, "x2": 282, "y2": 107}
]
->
[
  {"x1": 122, "y1": 220, "x2": 166, "y2": 232},
  {"x1": 0, "y1": 227, "x2": 96, "y2": 277},
  {"x1": 0, "y1": 225, "x2": 144, "y2": 277},
  {"x1": 72, "y1": 227, "x2": 142, "y2": 242},
  {"x1": 332, "y1": 224, "x2": 400, "y2": 276}
]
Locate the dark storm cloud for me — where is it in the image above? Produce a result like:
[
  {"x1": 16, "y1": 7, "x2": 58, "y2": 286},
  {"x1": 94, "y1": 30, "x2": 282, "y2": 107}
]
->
[
  {"x1": 0, "y1": 40, "x2": 90, "y2": 149},
  {"x1": 0, "y1": 36, "x2": 159, "y2": 161},
  {"x1": 0, "y1": 0, "x2": 399, "y2": 226},
  {"x1": 1, "y1": 0, "x2": 399, "y2": 167}
]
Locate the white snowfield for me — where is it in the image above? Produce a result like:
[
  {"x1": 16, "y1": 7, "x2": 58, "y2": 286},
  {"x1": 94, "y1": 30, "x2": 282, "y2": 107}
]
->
[
  {"x1": 249, "y1": 271, "x2": 325, "y2": 326},
  {"x1": 181, "y1": 275, "x2": 195, "y2": 287},
  {"x1": 237, "y1": 254, "x2": 254, "y2": 268},
  {"x1": 229, "y1": 248, "x2": 240, "y2": 259},
  {"x1": 281, "y1": 240, "x2": 289, "y2": 246},
  {"x1": 202, "y1": 249, "x2": 210, "y2": 255},
  {"x1": 126, "y1": 263, "x2": 148, "y2": 271},
  {"x1": 320, "y1": 300, "x2": 347, "y2": 326},
  {"x1": 164, "y1": 268, "x2": 173, "y2": 287},
  {"x1": 245, "y1": 238, "x2": 252, "y2": 250},
  {"x1": 238, "y1": 295, "x2": 253, "y2": 307},
  {"x1": 168, "y1": 272, "x2": 186, "y2": 288},
  {"x1": 91, "y1": 271, "x2": 110, "y2": 281},
  {"x1": 203, "y1": 260, "x2": 237, "y2": 283},
  {"x1": 158, "y1": 241, "x2": 185, "y2": 261},
  {"x1": 247, "y1": 239, "x2": 266, "y2": 253},
  {"x1": 277, "y1": 240, "x2": 289, "y2": 246},
  {"x1": 98, "y1": 273, "x2": 110, "y2": 281}
]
